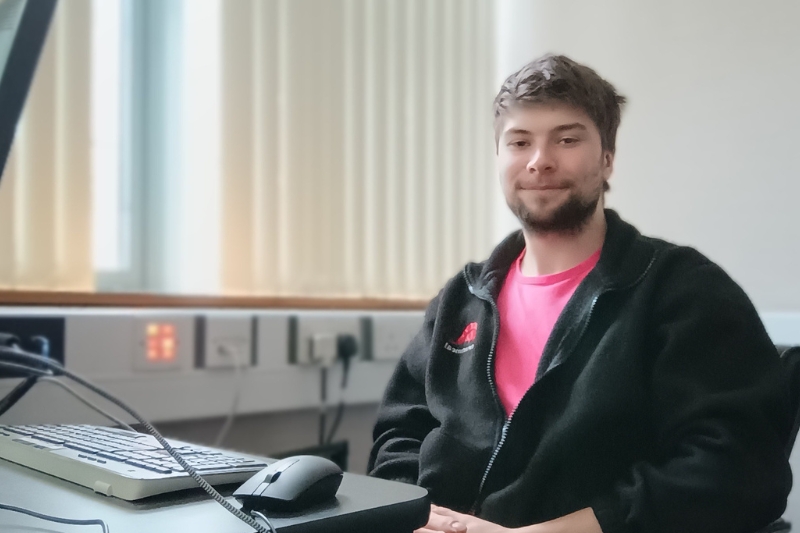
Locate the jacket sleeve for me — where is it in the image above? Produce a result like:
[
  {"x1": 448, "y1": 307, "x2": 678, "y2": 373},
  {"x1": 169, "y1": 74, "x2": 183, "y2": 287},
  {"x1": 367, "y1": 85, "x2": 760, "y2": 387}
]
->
[
  {"x1": 367, "y1": 293, "x2": 441, "y2": 485},
  {"x1": 591, "y1": 259, "x2": 793, "y2": 533}
]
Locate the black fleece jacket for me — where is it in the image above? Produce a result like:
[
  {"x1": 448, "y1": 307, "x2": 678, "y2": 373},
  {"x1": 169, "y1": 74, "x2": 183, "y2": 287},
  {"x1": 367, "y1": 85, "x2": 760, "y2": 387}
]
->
[{"x1": 367, "y1": 210, "x2": 792, "y2": 533}]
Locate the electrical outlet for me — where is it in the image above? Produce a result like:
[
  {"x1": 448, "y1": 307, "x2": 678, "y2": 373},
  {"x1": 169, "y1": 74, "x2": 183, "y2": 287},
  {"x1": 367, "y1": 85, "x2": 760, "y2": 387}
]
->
[
  {"x1": 371, "y1": 312, "x2": 424, "y2": 361},
  {"x1": 309, "y1": 333, "x2": 337, "y2": 366},
  {"x1": 203, "y1": 315, "x2": 253, "y2": 369},
  {"x1": 292, "y1": 313, "x2": 362, "y2": 366}
]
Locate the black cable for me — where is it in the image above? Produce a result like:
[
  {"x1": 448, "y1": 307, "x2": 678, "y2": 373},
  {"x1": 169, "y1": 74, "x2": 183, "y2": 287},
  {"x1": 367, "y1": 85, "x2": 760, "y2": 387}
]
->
[
  {"x1": 0, "y1": 361, "x2": 51, "y2": 377},
  {"x1": 0, "y1": 334, "x2": 43, "y2": 417},
  {"x1": 38, "y1": 377, "x2": 137, "y2": 433},
  {"x1": 0, "y1": 362, "x2": 135, "y2": 431},
  {"x1": 0, "y1": 360, "x2": 50, "y2": 416},
  {"x1": 0, "y1": 359, "x2": 55, "y2": 418},
  {"x1": 0, "y1": 333, "x2": 22, "y2": 346},
  {"x1": 0, "y1": 347, "x2": 275, "y2": 533},
  {"x1": 0, "y1": 502, "x2": 109, "y2": 533},
  {"x1": 0, "y1": 377, "x2": 39, "y2": 416},
  {"x1": 325, "y1": 343, "x2": 354, "y2": 445},
  {"x1": 325, "y1": 402, "x2": 345, "y2": 446},
  {"x1": 318, "y1": 366, "x2": 327, "y2": 446}
]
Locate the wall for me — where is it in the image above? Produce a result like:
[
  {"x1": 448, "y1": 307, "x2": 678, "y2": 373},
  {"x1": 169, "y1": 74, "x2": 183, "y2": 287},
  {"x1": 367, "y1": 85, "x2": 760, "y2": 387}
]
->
[{"x1": 493, "y1": 0, "x2": 800, "y2": 319}]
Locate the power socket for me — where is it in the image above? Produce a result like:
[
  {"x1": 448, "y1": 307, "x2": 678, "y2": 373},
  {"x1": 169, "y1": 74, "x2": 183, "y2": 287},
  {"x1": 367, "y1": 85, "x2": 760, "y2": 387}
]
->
[
  {"x1": 371, "y1": 312, "x2": 424, "y2": 361},
  {"x1": 308, "y1": 333, "x2": 337, "y2": 367},
  {"x1": 202, "y1": 315, "x2": 253, "y2": 369},
  {"x1": 292, "y1": 313, "x2": 362, "y2": 366}
]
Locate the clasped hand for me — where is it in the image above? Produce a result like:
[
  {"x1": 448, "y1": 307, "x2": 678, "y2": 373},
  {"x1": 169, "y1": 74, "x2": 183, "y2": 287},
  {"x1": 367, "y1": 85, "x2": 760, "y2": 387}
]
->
[{"x1": 415, "y1": 504, "x2": 513, "y2": 533}]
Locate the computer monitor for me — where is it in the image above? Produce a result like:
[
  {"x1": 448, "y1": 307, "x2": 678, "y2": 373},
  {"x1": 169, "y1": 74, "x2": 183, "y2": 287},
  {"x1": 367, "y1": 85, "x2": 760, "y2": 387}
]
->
[
  {"x1": 0, "y1": 0, "x2": 58, "y2": 378},
  {"x1": 0, "y1": 0, "x2": 57, "y2": 180}
]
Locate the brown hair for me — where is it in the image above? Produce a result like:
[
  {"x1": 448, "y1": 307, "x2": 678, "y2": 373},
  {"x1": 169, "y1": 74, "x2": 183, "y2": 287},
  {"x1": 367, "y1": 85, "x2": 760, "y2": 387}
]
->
[{"x1": 494, "y1": 54, "x2": 627, "y2": 154}]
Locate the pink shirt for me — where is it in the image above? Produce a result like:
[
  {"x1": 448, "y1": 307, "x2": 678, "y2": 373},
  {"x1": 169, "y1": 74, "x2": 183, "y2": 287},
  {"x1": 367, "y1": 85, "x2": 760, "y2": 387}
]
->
[{"x1": 494, "y1": 248, "x2": 601, "y2": 417}]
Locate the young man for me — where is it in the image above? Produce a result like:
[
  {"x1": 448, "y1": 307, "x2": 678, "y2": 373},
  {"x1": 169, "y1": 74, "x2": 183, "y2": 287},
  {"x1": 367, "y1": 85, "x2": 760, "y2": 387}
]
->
[{"x1": 367, "y1": 54, "x2": 793, "y2": 533}]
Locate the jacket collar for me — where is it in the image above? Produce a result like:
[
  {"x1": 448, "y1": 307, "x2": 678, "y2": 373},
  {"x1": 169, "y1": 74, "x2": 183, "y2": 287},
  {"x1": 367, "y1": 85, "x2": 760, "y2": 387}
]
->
[{"x1": 465, "y1": 209, "x2": 657, "y2": 300}]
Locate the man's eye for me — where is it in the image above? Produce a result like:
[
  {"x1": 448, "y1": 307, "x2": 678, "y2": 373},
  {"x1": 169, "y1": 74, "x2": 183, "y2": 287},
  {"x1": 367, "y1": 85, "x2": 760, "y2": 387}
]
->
[
  {"x1": 560, "y1": 137, "x2": 579, "y2": 145},
  {"x1": 508, "y1": 140, "x2": 529, "y2": 148}
]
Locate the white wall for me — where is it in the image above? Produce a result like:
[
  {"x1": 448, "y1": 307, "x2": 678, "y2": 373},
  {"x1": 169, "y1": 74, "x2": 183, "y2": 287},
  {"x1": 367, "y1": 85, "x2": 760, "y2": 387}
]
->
[{"x1": 494, "y1": 0, "x2": 800, "y2": 316}]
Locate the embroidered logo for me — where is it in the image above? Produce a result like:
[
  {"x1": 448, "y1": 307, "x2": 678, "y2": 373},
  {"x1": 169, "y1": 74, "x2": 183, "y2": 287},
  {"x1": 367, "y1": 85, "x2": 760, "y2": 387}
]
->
[{"x1": 444, "y1": 322, "x2": 477, "y2": 354}]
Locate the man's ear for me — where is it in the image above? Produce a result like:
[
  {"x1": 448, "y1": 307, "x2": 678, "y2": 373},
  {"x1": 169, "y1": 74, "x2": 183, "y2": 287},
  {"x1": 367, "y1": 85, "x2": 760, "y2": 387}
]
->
[{"x1": 603, "y1": 151, "x2": 614, "y2": 180}]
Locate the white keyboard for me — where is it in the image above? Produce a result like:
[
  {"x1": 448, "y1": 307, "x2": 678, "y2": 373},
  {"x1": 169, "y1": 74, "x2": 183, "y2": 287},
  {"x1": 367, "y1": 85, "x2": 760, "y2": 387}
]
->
[{"x1": 0, "y1": 424, "x2": 268, "y2": 500}]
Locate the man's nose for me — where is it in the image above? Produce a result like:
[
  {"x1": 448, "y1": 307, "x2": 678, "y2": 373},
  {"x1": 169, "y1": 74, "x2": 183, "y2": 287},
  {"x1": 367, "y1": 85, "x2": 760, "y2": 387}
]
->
[{"x1": 526, "y1": 148, "x2": 556, "y2": 174}]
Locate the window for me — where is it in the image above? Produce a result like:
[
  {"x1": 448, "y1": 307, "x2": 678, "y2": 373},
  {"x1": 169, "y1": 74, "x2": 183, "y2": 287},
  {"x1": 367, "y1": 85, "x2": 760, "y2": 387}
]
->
[{"x1": 3, "y1": 0, "x2": 496, "y2": 299}]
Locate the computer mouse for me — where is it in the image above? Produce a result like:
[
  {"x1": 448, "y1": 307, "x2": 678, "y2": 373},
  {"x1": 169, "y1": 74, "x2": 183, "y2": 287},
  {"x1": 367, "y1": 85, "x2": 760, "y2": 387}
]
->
[{"x1": 233, "y1": 455, "x2": 343, "y2": 513}]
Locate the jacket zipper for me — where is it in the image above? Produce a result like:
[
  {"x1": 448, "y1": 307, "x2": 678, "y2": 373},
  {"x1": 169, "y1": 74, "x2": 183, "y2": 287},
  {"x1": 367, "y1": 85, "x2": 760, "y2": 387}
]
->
[
  {"x1": 464, "y1": 270, "x2": 506, "y2": 514},
  {"x1": 464, "y1": 253, "x2": 656, "y2": 514},
  {"x1": 468, "y1": 290, "x2": 602, "y2": 514},
  {"x1": 473, "y1": 297, "x2": 505, "y2": 513}
]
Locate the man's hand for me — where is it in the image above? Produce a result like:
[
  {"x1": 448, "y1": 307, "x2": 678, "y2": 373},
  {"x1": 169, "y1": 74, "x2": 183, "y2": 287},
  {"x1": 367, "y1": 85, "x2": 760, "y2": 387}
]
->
[
  {"x1": 415, "y1": 505, "x2": 603, "y2": 533},
  {"x1": 415, "y1": 505, "x2": 512, "y2": 533}
]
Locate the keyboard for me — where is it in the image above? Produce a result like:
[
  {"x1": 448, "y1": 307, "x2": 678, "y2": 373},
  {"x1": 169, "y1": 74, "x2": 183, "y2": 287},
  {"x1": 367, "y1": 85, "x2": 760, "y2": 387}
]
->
[{"x1": 0, "y1": 424, "x2": 269, "y2": 500}]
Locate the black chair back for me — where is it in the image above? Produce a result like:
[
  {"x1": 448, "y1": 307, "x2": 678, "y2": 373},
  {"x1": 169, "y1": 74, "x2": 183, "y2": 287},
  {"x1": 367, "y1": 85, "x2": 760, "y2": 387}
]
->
[
  {"x1": 778, "y1": 345, "x2": 800, "y2": 456},
  {"x1": 761, "y1": 345, "x2": 800, "y2": 533}
]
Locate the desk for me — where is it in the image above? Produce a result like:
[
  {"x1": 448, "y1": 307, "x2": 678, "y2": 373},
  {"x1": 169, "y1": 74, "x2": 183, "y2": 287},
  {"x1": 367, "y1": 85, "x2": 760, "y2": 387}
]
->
[{"x1": 0, "y1": 459, "x2": 429, "y2": 533}]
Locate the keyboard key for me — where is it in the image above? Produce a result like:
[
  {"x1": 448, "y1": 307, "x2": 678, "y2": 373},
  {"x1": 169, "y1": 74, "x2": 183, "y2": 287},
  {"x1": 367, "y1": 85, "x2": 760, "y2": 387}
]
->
[
  {"x1": 97, "y1": 451, "x2": 127, "y2": 462},
  {"x1": 127, "y1": 443, "x2": 158, "y2": 451},
  {"x1": 4, "y1": 427, "x2": 34, "y2": 436},
  {"x1": 32, "y1": 435, "x2": 66, "y2": 445},
  {"x1": 192, "y1": 464, "x2": 225, "y2": 472},
  {"x1": 124, "y1": 459, "x2": 172, "y2": 474},
  {"x1": 142, "y1": 450, "x2": 171, "y2": 459},
  {"x1": 227, "y1": 463, "x2": 259, "y2": 469},
  {"x1": 64, "y1": 443, "x2": 99, "y2": 454}
]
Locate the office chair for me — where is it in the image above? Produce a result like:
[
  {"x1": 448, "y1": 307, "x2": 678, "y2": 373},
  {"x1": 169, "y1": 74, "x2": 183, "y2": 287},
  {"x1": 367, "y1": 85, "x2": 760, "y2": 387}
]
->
[
  {"x1": 778, "y1": 346, "x2": 800, "y2": 455},
  {"x1": 758, "y1": 345, "x2": 800, "y2": 533}
]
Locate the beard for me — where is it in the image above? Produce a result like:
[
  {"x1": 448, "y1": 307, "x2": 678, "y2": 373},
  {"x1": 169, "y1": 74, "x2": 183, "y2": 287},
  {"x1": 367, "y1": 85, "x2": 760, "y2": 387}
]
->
[{"x1": 510, "y1": 173, "x2": 605, "y2": 236}]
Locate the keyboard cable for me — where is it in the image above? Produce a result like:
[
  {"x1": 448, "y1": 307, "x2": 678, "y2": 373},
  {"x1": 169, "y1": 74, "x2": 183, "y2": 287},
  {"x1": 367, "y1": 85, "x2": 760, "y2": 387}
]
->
[
  {"x1": 0, "y1": 346, "x2": 276, "y2": 533},
  {"x1": 0, "y1": 502, "x2": 109, "y2": 533}
]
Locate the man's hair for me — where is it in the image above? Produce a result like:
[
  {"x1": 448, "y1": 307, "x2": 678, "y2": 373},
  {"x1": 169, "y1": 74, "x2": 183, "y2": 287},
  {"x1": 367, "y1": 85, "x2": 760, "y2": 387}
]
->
[{"x1": 494, "y1": 54, "x2": 627, "y2": 154}]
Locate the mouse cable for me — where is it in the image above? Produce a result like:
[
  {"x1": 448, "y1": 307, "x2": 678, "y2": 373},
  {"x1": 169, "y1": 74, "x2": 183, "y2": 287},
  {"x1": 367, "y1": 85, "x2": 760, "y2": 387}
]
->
[
  {"x1": 0, "y1": 347, "x2": 276, "y2": 533},
  {"x1": 0, "y1": 361, "x2": 136, "y2": 432},
  {"x1": 213, "y1": 342, "x2": 245, "y2": 448},
  {"x1": 0, "y1": 502, "x2": 109, "y2": 533}
]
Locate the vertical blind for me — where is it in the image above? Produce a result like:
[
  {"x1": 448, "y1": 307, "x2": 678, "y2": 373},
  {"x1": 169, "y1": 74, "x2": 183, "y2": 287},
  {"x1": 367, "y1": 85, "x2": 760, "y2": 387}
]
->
[
  {"x1": 0, "y1": 0, "x2": 93, "y2": 291},
  {"x1": 0, "y1": 0, "x2": 496, "y2": 298},
  {"x1": 219, "y1": 0, "x2": 496, "y2": 298}
]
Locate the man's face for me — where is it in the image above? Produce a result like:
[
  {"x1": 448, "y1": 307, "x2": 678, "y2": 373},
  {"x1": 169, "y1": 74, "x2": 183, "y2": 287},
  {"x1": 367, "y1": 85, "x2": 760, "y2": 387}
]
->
[{"x1": 496, "y1": 102, "x2": 614, "y2": 235}]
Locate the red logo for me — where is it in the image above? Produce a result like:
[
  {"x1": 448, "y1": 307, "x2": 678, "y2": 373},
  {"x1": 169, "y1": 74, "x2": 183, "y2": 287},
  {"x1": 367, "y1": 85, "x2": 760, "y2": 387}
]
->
[{"x1": 453, "y1": 322, "x2": 477, "y2": 345}]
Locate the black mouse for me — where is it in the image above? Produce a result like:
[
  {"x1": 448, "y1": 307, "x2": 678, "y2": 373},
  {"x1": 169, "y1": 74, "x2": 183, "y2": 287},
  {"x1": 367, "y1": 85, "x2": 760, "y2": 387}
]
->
[{"x1": 233, "y1": 455, "x2": 343, "y2": 513}]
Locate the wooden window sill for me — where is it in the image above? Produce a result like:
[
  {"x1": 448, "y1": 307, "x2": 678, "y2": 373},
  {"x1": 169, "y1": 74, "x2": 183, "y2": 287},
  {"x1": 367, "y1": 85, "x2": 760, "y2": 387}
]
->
[{"x1": 0, "y1": 291, "x2": 428, "y2": 310}]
